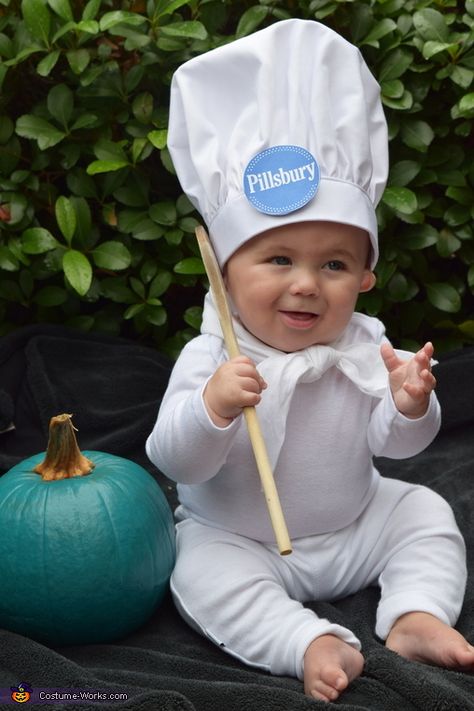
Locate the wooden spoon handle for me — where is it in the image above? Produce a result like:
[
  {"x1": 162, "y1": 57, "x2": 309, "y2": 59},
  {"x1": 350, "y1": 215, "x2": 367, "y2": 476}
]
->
[{"x1": 195, "y1": 225, "x2": 292, "y2": 555}]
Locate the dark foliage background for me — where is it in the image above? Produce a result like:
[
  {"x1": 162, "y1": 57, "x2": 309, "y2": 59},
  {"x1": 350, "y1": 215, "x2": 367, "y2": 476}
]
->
[{"x1": 0, "y1": 0, "x2": 473, "y2": 357}]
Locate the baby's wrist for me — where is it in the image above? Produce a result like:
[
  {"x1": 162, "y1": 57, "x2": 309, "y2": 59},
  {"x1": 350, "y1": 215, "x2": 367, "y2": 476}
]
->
[
  {"x1": 203, "y1": 392, "x2": 236, "y2": 427},
  {"x1": 397, "y1": 398, "x2": 429, "y2": 420}
]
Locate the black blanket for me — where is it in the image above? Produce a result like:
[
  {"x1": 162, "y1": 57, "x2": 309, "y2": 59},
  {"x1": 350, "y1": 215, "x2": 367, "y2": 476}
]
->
[{"x1": 0, "y1": 326, "x2": 473, "y2": 711}]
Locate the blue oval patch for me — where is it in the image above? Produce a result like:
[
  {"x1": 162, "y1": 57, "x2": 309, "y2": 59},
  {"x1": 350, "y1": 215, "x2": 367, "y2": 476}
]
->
[{"x1": 243, "y1": 145, "x2": 320, "y2": 216}]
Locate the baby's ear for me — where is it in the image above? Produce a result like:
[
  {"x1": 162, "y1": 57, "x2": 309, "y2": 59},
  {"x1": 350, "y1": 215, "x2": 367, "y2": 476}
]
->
[{"x1": 359, "y1": 270, "x2": 376, "y2": 293}]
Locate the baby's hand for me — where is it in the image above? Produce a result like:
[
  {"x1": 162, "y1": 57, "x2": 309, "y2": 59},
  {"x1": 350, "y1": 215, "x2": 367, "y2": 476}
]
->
[
  {"x1": 381, "y1": 341, "x2": 436, "y2": 419},
  {"x1": 203, "y1": 356, "x2": 267, "y2": 427}
]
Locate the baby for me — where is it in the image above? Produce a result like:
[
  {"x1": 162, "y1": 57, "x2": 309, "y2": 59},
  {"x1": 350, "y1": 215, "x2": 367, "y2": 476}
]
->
[{"x1": 147, "y1": 19, "x2": 474, "y2": 702}]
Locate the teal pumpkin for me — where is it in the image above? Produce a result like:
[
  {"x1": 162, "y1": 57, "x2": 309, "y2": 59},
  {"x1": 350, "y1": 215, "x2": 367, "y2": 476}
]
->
[{"x1": 0, "y1": 414, "x2": 175, "y2": 645}]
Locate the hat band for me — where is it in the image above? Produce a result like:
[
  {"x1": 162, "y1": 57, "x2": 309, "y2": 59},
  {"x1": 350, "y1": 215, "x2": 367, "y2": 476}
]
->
[{"x1": 209, "y1": 177, "x2": 379, "y2": 269}]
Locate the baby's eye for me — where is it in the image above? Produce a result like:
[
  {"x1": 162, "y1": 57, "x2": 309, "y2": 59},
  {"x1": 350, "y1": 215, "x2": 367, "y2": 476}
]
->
[
  {"x1": 270, "y1": 256, "x2": 291, "y2": 266},
  {"x1": 325, "y1": 260, "x2": 345, "y2": 271}
]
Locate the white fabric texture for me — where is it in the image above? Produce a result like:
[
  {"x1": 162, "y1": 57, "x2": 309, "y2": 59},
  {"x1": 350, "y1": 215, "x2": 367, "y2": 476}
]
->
[
  {"x1": 146, "y1": 307, "x2": 441, "y2": 542},
  {"x1": 167, "y1": 19, "x2": 388, "y2": 268},
  {"x1": 144, "y1": 302, "x2": 467, "y2": 680},
  {"x1": 170, "y1": 478, "x2": 466, "y2": 680},
  {"x1": 201, "y1": 292, "x2": 416, "y2": 468}
]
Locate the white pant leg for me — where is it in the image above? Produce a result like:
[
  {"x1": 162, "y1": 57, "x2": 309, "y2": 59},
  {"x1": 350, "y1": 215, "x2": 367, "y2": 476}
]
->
[
  {"x1": 171, "y1": 518, "x2": 360, "y2": 680},
  {"x1": 318, "y1": 477, "x2": 466, "y2": 639},
  {"x1": 370, "y1": 479, "x2": 466, "y2": 639}
]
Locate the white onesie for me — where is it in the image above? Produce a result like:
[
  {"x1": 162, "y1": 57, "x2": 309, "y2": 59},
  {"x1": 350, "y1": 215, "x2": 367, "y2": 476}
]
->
[{"x1": 146, "y1": 303, "x2": 466, "y2": 680}]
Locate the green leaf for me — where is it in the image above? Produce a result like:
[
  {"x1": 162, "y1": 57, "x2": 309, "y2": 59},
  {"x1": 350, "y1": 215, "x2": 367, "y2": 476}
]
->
[
  {"x1": 398, "y1": 224, "x2": 438, "y2": 250},
  {"x1": 149, "y1": 201, "x2": 177, "y2": 226},
  {"x1": 437, "y1": 229, "x2": 461, "y2": 257},
  {"x1": 55, "y1": 196, "x2": 77, "y2": 244},
  {"x1": 381, "y1": 79, "x2": 404, "y2": 99},
  {"x1": 378, "y1": 48, "x2": 413, "y2": 82},
  {"x1": 174, "y1": 257, "x2": 205, "y2": 275},
  {"x1": 388, "y1": 273, "x2": 419, "y2": 302},
  {"x1": 183, "y1": 305, "x2": 202, "y2": 330},
  {"x1": 4, "y1": 46, "x2": 43, "y2": 67},
  {"x1": 113, "y1": 185, "x2": 147, "y2": 208},
  {"x1": 422, "y1": 41, "x2": 458, "y2": 60},
  {"x1": 75, "y1": 19, "x2": 99, "y2": 34},
  {"x1": 37, "y1": 50, "x2": 60, "y2": 76},
  {"x1": 154, "y1": 0, "x2": 190, "y2": 19},
  {"x1": 47, "y1": 84, "x2": 73, "y2": 128},
  {"x1": 130, "y1": 276, "x2": 146, "y2": 299},
  {"x1": 144, "y1": 304, "x2": 167, "y2": 326},
  {"x1": 15, "y1": 115, "x2": 65, "y2": 149},
  {"x1": 0, "y1": 33, "x2": 13, "y2": 59},
  {"x1": 99, "y1": 11, "x2": 146, "y2": 31},
  {"x1": 51, "y1": 19, "x2": 75, "y2": 42},
  {"x1": 444, "y1": 204, "x2": 471, "y2": 227},
  {"x1": 82, "y1": 0, "x2": 100, "y2": 21},
  {"x1": 93, "y1": 139, "x2": 128, "y2": 162},
  {"x1": 124, "y1": 303, "x2": 145, "y2": 319},
  {"x1": 426, "y1": 283, "x2": 461, "y2": 312},
  {"x1": 92, "y1": 241, "x2": 131, "y2": 270},
  {"x1": 2, "y1": 193, "x2": 27, "y2": 225},
  {"x1": 66, "y1": 49, "x2": 91, "y2": 75},
  {"x1": 71, "y1": 113, "x2": 98, "y2": 131},
  {"x1": 70, "y1": 196, "x2": 92, "y2": 244},
  {"x1": 87, "y1": 160, "x2": 129, "y2": 175},
  {"x1": 132, "y1": 217, "x2": 164, "y2": 241},
  {"x1": 21, "y1": 227, "x2": 58, "y2": 253},
  {"x1": 382, "y1": 187, "x2": 418, "y2": 215},
  {"x1": 63, "y1": 249, "x2": 92, "y2": 296},
  {"x1": 382, "y1": 90, "x2": 413, "y2": 111},
  {"x1": 33, "y1": 285, "x2": 68, "y2": 306},
  {"x1": 148, "y1": 129, "x2": 167, "y2": 149},
  {"x1": 457, "y1": 93, "x2": 474, "y2": 118},
  {"x1": 160, "y1": 21, "x2": 207, "y2": 40},
  {"x1": 132, "y1": 137, "x2": 148, "y2": 163},
  {"x1": 133, "y1": 92, "x2": 153, "y2": 124},
  {"x1": 236, "y1": 6, "x2": 269, "y2": 38},
  {"x1": 468, "y1": 265, "x2": 474, "y2": 290},
  {"x1": 450, "y1": 66, "x2": 473, "y2": 90},
  {"x1": 413, "y1": 9, "x2": 449, "y2": 42},
  {"x1": 178, "y1": 216, "x2": 199, "y2": 233},
  {"x1": 400, "y1": 120, "x2": 434, "y2": 152},
  {"x1": 100, "y1": 277, "x2": 135, "y2": 303},
  {"x1": 389, "y1": 161, "x2": 421, "y2": 187},
  {"x1": 445, "y1": 186, "x2": 474, "y2": 206},
  {"x1": 21, "y1": 0, "x2": 51, "y2": 45},
  {"x1": 0, "y1": 246, "x2": 19, "y2": 271},
  {"x1": 0, "y1": 116, "x2": 14, "y2": 143},
  {"x1": 149, "y1": 271, "x2": 172, "y2": 298},
  {"x1": 459, "y1": 321, "x2": 474, "y2": 338},
  {"x1": 47, "y1": 0, "x2": 73, "y2": 21},
  {"x1": 176, "y1": 194, "x2": 194, "y2": 216},
  {"x1": 361, "y1": 18, "x2": 397, "y2": 46}
]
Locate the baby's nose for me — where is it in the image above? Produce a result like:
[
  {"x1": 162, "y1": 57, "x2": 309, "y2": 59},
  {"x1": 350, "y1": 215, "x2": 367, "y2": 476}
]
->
[{"x1": 289, "y1": 268, "x2": 319, "y2": 296}]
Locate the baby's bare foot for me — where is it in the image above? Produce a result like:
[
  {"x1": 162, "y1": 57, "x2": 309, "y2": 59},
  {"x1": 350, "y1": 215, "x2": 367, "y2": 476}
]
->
[
  {"x1": 386, "y1": 612, "x2": 474, "y2": 670},
  {"x1": 304, "y1": 634, "x2": 364, "y2": 702}
]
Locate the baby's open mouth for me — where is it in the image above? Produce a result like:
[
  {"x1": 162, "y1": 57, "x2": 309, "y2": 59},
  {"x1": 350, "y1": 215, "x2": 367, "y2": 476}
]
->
[{"x1": 279, "y1": 311, "x2": 319, "y2": 328}]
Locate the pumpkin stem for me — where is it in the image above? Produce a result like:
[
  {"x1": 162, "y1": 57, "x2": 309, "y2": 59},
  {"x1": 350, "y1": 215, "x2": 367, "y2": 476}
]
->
[{"x1": 34, "y1": 414, "x2": 94, "y2": 481}]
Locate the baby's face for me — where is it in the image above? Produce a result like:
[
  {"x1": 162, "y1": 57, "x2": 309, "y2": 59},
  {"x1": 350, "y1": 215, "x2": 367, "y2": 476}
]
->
[{"x1": 224, "y1": 221, "x2": 375, "y2": 352}]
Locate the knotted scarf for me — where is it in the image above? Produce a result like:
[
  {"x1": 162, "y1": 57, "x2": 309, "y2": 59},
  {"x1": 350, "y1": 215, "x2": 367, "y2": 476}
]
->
[{"x1": 201, "y1": 293, "x2": 413, "y2": 468}]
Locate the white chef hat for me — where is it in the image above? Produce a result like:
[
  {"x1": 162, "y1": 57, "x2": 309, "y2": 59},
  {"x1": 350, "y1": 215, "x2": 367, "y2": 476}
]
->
[{"x1": 168, "y1": 18, "x2": 388, "y2": 269}]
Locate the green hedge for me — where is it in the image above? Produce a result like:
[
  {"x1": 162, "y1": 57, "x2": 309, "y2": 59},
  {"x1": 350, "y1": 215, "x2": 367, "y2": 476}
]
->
[{"x1": 0, "y1": 0, "x2": 473, "y2": 357}]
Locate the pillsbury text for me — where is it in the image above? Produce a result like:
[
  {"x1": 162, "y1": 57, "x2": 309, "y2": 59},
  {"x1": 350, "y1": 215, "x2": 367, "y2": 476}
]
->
[{"x1": 246, "y1": 162, "x2": 316, "y2": 194}]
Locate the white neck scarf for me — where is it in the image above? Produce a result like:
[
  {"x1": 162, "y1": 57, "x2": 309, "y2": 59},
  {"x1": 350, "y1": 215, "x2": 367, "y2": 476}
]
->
[{"x1": 201, "y1": 292, "x2": 411, "y2": 468}]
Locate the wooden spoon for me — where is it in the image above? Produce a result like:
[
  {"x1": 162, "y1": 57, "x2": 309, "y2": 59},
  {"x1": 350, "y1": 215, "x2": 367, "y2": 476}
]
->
[{"x1": 195, "y1": 225, "x2": 292, "y2": 555}]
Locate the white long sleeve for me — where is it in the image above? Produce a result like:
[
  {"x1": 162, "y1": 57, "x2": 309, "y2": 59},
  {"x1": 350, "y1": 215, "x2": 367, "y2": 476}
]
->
[
  {"x1": 146, "y1": 316, "x2": 441, "y2": 541},
  {"x1": 146, "y1": 334, "x2": 243, "y2": 484},
  {"x1": 368, "y1": 387, "x2": 441, "y2": 458}
]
